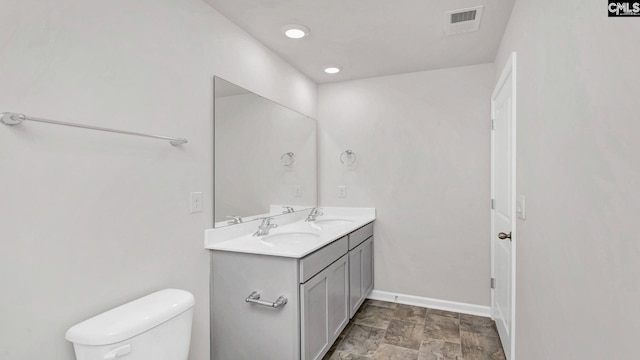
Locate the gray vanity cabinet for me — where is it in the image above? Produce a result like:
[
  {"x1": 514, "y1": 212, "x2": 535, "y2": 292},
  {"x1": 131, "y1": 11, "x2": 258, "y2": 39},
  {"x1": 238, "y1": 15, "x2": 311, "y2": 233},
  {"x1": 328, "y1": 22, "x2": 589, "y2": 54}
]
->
[{"x1": 210, "y1": 222, "x2": 373, "y2": 360}]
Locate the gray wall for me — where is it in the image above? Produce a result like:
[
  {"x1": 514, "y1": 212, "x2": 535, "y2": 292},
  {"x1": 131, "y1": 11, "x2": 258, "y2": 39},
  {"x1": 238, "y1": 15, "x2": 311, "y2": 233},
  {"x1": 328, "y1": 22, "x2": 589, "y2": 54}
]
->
[
  {"x1": 0, "y1": 0, "x2": 316, "y2": 359},
  {"x1": 318, "y1": 64, "x2": 494, "y2": 306},
  {"x1": 494, "y1": 0, "x2": 640, "y2": 358}
]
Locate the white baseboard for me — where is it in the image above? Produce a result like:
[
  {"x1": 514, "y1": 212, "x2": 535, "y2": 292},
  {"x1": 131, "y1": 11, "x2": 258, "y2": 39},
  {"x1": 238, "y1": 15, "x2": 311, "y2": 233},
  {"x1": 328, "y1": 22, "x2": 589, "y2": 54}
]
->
[{"x1": 368, "y1": 290, "x2": 491, "y2": 318}]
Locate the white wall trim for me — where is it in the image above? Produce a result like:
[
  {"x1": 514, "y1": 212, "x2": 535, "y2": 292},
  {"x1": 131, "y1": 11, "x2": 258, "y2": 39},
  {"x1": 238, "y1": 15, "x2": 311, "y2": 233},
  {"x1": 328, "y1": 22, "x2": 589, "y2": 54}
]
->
[{"x1": 368, "y1": 290, "x2": 491, "y2": 318}]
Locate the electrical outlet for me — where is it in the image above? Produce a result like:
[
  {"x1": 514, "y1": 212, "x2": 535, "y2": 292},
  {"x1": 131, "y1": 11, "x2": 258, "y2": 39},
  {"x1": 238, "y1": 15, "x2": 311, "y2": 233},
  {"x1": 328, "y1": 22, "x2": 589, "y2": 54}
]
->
[
  {"x1": 516, "y1": 195, "x2": 526, "y2": 220},
  {"x1": 294, "y1": 185, "x2": 301, "y2": 197},
  {"x1": 190, "y1": 192, "x2": 203, "y2": 213},
  {"x1": 337, "y1": 185, "x2": 347, "y2": 198}
]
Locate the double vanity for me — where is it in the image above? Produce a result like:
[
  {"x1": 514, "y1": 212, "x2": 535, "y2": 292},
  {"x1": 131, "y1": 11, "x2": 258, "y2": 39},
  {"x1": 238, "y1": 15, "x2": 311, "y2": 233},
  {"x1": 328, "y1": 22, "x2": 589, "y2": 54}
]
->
[
  {"x1": 205, "y1": 207, "x2": 375, "y2": 360},
  {"x1": 210, "y1": 78, "x2": 373, "y2": 359}
]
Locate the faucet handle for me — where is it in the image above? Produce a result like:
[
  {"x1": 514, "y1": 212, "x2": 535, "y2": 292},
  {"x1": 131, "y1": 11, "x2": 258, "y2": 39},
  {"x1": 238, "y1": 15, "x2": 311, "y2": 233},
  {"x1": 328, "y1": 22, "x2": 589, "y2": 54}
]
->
[
  {"x1": 282, "y1": 206, "x2": 295, "y2": 214},
  {"x1": 259, "y1": 217, "x2": 276, "y2": 227},
  {"x1": 226, "y1": 215, "x2": 243, "y2": 224}
]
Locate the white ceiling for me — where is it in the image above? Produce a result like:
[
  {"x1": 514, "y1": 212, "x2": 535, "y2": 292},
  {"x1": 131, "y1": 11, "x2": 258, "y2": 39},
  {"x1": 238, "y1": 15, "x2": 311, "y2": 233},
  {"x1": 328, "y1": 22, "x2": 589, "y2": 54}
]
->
[{"x1": 204, "y1": 0, "x2": 515, "y2": 83}]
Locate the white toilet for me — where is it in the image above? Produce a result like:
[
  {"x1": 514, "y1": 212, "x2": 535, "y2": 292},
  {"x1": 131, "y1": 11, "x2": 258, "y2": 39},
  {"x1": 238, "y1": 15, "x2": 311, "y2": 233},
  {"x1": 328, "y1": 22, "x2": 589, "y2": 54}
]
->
[{"x1": 65, "y1": 289, "x2": 195, "y2": 360}]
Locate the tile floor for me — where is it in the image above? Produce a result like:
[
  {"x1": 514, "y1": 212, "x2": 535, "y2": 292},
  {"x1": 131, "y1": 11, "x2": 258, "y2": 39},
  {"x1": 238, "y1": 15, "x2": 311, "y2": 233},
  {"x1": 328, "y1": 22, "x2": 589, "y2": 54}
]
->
[{"x1": 323, "y1": 299, "x2": 506, "y2": 360}]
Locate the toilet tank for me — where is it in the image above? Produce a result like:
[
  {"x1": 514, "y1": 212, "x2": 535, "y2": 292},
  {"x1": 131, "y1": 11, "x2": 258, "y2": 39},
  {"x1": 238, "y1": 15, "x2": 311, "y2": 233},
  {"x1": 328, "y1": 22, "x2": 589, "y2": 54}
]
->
[{"x1": 65, "y1": 289, "x2": 195, "y2": 360}]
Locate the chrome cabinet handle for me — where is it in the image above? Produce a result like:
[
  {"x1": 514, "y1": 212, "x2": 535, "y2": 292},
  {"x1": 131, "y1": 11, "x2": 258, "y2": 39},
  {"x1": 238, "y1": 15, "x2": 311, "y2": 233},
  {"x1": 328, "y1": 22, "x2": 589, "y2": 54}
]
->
[
  {"x1": 498, "y1": 232, "x2": 512, "y2": 240},
  {"x1": 245, "y1": 291, "x2": 288, "y2": 308}
]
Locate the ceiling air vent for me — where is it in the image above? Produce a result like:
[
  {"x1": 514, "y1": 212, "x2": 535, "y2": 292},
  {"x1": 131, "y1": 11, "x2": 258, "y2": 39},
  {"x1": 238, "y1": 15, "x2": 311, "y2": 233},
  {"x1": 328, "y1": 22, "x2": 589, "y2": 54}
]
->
[{"x1": 445, "y1": 6, "x2": 484, "y2": 35}]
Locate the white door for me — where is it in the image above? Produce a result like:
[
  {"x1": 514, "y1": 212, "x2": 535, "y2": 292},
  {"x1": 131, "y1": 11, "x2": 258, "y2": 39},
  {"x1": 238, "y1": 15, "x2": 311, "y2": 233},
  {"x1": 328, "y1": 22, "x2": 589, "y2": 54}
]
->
[{"x1": 491, "y1": 52, "x2": 517, "y2": 360}]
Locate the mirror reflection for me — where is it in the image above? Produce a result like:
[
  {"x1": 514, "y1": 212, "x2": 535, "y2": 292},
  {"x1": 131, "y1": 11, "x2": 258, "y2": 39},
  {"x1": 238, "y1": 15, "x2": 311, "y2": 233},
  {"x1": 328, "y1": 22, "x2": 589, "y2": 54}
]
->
[{"x1": 214, "y1": 77, "x2": 317, "y2": 227}]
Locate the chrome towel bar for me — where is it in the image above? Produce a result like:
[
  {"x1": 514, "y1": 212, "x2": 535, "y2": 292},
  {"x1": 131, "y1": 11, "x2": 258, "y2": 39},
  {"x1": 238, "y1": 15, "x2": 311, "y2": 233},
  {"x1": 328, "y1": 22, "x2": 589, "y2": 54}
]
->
[
  {"x1": 245, "y1": 291, "x2": 288, "y2": 308},
  {"x1": 1, "y1": 112, "x2": 188, "y2": 146}
]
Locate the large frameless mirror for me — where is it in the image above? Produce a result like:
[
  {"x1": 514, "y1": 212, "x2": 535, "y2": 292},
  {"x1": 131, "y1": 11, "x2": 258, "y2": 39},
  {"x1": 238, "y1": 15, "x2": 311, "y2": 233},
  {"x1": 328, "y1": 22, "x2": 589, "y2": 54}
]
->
[{"x1": 214, "y1": 77, "x2": 317, "y2": 228}]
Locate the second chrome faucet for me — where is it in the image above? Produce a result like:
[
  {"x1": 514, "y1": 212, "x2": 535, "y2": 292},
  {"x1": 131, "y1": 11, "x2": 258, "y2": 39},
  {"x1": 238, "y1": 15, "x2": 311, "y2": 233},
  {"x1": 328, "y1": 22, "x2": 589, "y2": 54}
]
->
[
  {"x1": 305, "y1": 207, "x2": 323, "y2": 222},
  {"x1": 253, "y1": 217, "x2": 278, "y2": 236}
]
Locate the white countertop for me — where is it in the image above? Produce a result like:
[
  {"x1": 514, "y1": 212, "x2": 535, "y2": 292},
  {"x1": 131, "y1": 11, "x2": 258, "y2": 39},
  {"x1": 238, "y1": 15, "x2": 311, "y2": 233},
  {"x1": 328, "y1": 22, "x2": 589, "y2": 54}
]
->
[{"x1": 205, "y1": 207, "x2": 375, "y2": 258}]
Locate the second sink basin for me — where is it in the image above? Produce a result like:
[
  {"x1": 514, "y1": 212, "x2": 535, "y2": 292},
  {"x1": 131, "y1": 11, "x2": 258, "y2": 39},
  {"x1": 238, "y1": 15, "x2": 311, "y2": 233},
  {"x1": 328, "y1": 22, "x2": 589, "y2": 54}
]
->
[
  {"x1": 261, "y1": 232, "x2": 320, "y2": 246},
  {"x1": 310, "y1": 219, "x2": 354, "y2": 227}
]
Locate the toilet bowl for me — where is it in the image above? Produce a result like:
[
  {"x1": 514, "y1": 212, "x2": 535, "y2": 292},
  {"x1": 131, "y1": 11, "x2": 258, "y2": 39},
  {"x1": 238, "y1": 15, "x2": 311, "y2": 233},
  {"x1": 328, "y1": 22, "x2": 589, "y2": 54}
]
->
[{"x1": 65, "y1": 289, "x2": 195, "y2": 360}]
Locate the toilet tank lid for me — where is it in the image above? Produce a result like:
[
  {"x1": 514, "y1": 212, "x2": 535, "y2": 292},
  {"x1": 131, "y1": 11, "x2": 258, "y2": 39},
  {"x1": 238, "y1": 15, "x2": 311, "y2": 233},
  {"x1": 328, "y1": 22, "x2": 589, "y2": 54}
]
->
[{"x1": 65, "y1": 289, "x2": 195, "y2": 346}]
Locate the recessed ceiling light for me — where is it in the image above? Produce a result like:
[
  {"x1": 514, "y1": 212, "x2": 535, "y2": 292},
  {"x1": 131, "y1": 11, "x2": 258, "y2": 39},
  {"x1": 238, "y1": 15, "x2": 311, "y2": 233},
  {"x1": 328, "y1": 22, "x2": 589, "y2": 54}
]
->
[
  {"x1": 281, "y1": 24, "x2": 310, "y2": 39},
  {"x1": 323, "y1": 66, "x2": 342, "y2": 74}
]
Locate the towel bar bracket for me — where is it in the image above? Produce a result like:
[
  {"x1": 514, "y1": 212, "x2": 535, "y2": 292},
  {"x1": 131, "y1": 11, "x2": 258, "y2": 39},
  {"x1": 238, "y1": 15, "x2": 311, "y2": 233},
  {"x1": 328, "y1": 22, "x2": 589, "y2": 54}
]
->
[{"x1": 1, "y1": 112, "x2": 25, "y2": 125}]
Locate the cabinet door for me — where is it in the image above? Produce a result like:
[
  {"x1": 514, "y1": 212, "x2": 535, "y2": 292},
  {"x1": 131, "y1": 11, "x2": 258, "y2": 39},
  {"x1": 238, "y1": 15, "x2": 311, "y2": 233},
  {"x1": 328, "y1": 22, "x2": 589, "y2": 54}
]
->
[
  {"x1": 328, "y1": 254, "x2": 349, "y2": 341},
  {"x1": 349, "y1": 245, "x2": 363, "y2": 318},
  {"x1": 301, "y1": 254, "x2": 349, "y2": 360},
  {"x1": 349, "y1": 237, "x2": 374, "y2": 318},
  {"x1": 362, "y1": 238, "x2": 374, "y2": 298}
]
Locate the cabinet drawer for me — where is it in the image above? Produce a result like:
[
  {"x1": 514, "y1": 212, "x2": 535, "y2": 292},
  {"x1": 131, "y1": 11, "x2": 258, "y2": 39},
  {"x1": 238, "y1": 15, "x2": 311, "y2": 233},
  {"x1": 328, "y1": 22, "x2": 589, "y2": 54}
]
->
[
  {"x1": 300, "y1": 236, "x2": 348, "y2": 283},
  {"x1": 348, "y1": 222, "x2": 373, "y2": 250}
]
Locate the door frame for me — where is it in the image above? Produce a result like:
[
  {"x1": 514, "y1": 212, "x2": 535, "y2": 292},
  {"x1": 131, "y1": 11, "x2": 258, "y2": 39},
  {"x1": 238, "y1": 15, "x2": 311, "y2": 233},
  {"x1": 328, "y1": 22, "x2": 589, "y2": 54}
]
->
[{"x1": 490, "y1": 51, "x2": 517, "y2": 360}]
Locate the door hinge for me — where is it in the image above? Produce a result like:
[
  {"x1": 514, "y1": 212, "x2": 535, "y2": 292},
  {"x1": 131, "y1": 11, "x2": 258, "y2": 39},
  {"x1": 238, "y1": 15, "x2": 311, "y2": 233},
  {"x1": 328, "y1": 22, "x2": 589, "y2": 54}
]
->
[
  {"x1": 491, "y1": 119, "x2": 496, "y2": 130},
  {"x1": 490, "y1": 199, "x2": 495, "y2": 209},
  {"x1": 491, "y1": 278, "x2": 496, "y2": 289}
]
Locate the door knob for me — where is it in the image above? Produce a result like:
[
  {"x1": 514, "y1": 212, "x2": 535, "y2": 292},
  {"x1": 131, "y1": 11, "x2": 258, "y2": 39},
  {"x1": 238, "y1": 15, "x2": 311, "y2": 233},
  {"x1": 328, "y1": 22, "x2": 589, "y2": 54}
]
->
[{"x1": 498, "y1": 232, "x2": 512, "y2": 240}]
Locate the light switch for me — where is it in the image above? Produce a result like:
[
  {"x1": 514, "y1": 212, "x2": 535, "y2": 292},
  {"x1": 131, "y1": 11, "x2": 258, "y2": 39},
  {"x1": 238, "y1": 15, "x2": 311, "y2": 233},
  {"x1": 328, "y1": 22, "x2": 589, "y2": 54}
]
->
[
  {"x1": 516, "y1": 195, "x2": 526, "y2": 220},
  {"x1": 190, "y1": 192, "x2": 203, "y2": 213}
]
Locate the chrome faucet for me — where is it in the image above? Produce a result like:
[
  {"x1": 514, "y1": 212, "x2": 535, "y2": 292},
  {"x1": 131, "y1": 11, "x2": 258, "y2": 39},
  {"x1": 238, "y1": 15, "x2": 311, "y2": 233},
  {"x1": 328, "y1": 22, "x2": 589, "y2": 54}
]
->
[
  {"x1": 226, "y1": 215, "x2": 243, "y2": 225},
  {"x1": 305, "y1": 207, "x2": 323, "y2": 222},
  {"x1": 282, "y1": 206, "x2": 295, "y2": 214},
  {"x1": 253, "y1": 217, "x2": 278, "y2": 236}
]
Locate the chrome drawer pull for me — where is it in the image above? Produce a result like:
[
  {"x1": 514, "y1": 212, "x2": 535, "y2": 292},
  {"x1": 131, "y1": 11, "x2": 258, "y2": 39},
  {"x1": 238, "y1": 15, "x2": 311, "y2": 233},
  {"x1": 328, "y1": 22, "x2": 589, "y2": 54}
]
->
[{"x1": 245, "y1": 291, "x2": 288, "y2": 308}]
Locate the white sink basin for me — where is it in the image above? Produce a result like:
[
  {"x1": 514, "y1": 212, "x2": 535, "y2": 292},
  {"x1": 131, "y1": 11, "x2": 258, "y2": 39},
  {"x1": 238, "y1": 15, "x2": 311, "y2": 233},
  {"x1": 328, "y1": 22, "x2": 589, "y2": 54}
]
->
[
  {"x1": 310, "y1": 219, "x2": 354, "y2": 227},
  {"x1": 260, "y1": 232, "x2": 320, "y2": 246}
]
